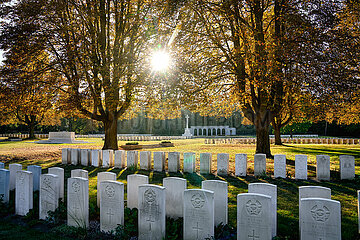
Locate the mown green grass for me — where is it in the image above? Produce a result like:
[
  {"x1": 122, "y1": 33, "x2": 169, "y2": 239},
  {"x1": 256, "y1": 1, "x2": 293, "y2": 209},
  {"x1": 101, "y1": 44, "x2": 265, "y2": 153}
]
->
[{"x1": 0, "y1": 138, "x2": 359, "y2": 239}]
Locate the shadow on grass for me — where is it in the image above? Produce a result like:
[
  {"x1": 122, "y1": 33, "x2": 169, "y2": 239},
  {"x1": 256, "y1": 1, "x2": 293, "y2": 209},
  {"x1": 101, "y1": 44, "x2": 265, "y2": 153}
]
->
[{"x1": 281, "y1": 144, "x2": 360, "y2": 158}]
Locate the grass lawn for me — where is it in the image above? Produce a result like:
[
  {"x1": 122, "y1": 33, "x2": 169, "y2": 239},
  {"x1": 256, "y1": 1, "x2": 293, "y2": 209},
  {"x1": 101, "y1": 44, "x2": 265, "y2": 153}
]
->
[{"x1": 0, "y1": 138, "x2": 359, "y2": 239}]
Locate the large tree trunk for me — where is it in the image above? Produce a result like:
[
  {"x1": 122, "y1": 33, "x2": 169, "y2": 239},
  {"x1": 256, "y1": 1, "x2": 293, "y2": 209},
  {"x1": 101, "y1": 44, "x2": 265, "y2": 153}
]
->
[
  {"x1": 28, "y1": 123, "x2": 36, "y2": 139},
  {"x1": 273, "y1": 122, "x2": 282, "y2": 145},
  {"x1": 254, "y1": 110, "x2": 272, "y2": 158},
  {"x1": 255, "y1": 124, "x2": 272, "y2": 157},
  {"x1": 102, "y1": 115, "x2": 118, "y2": 150}
]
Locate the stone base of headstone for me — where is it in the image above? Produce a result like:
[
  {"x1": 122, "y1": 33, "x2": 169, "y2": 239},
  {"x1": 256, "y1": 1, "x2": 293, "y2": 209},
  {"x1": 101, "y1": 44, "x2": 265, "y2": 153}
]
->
[{"x1": 37, "y1": 132, "x2": 87, "y2": 144}]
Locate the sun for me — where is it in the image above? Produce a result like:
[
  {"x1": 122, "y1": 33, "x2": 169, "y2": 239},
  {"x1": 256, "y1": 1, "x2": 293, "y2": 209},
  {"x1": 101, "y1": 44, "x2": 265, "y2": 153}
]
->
[{"x1": 151, "y1": 50, "x2": 171, "y2": 72}]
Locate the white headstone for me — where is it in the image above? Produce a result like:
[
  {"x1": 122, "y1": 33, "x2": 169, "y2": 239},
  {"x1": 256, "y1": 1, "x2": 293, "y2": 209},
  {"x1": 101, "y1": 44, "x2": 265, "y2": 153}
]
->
[
  {"x1": 339, "y1": 155, "x2": 355, "y2": 180},
  {"x1": 183, "y1": 152, "x2": 196, "y2": 173},
  {"x1": 235, "y1": 154, "x2": 247, "y2": 177},
  {"x1": 274, "y1": 154, "x2": 286, "y2": 178},
  {"x1": 9, "y1": 163, "x2": 22, "y2": 190},
  {"x1": 114, "y1": 150, "x2": 126, "y2": 168},
  {"x1": 316, "y1": 155, "x2": 330, "y2": 181},
  {"x1": 71, "y1": 149, "x2": 80, "y2": 165},
  {"x1": 168, "y1": 152, "x2": 180, "y2": 172},
  {"x1": 237, "y1": 193, "x2": 272, "y2": 240},
  {"x1": 62, "y1": 148, "x2": 70, "y2": 164},
  {"x1": 127, "y1": 174, "x2": 148, "y2": 209},
  {"x1": 295, "y1": 155, "x2": 308, "y2": 180},
  {"x1": 299, "y1": 186, "x2": 331, "y2": 205},
  {"x1": 39, "y1": 174, "x2": 59, "y2": 220},
  {"x1": 183, "y1": 189, "x2": 214, "y2": 240},
  {"x1": 0, "y1": 169, "x2": 10, "y2": 203},
  {"x1": 254, "y1": 154, "x2": 266, "y2": 176},
  {"x1": 15, "y1": 170, "x2": 33, "y2": 216},
  {"x1": 153, "y1": 152, "x2": 165, "y2": 172},
  {"x1": 97, "y1": 172, "x2": 117, "y2": 207},
  {"x1": 102, "y1": 150, "x2": 114, "y2": 168},
  {"x1": 27, "y1": 165, "x2": 42, "y2": 191},
  {"x1": 80, "y1": 149, "x2": 90, "y2": 166},
  {"x1": 127, "y1": 151, "x2": 139, "y2": 168},
  {"x1": 217, "y1": 153, "x2": 229, "y2": 176},
  {"x1": 91, "y1": 149, "x2": 102, "y2": 167},
  {"x1": 48, "y1": 167, "x2": 64, "y2": 200},
  {"x1": 139, "y1": 151, "x2": 151, "y2": 170},
  {"x1": 71, "y1": 169, "x2": 88, "y2": 179},
  {"x1": 138, "y1": 184, "x2": 166, "y2": 240},
  {"x1": 0, "y1": 162, "x2": 4, "y2": 169},
  {"x1": 248, "y1": 182, "x2": 277, "y2": 237},
  {"x1": 67, "y1": 177, "x2": 89, "y2": 228},
  {"x1": 300, "y1": 198, "x2": 341, "y2": 240},
  {"x1": 200, "y1": 153, "x2": 212, "y2": 174},
  {"x1": 100, "y1": 180, "x2": 124, "y2": 233},
  {"x1": 163, "y1": 177, "x2": 187, "y2": 219},
  {"x1": 202, "y1": 180, "x2": 228, "y2": 226}
]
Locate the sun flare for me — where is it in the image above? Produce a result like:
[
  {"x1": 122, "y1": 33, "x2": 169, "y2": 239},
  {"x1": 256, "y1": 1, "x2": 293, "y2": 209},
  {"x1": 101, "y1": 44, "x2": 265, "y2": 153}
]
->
[{"x1": 151, "y1": 50, "x2": 170, "y2": 71}]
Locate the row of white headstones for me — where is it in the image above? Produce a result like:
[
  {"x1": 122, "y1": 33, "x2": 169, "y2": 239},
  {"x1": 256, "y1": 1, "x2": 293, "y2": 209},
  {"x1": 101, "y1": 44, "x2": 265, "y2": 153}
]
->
[
  {"x1": 0, "y1": 165, "x2": 359, "y2": 240},
  {"x1": 206, "y1": 138, "x2": 360, "y2": 145},
  {"x1": 62, "y1": 148, "x2": 356, "y2": 180}
]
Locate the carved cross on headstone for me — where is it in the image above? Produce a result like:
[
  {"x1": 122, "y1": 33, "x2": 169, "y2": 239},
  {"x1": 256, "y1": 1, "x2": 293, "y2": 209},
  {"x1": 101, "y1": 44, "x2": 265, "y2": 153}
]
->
[
  {"x1": 72, "y1": 204, "x2": 80, "y2": 216},
  {"x1": 106, "y1": 208, "x2": 114, "y2": 222},
  {"x1": 248, "y1": 229, "x2": 259, "y2": 240},
  {"x1": 193, "y1": 222, "x2": 202, "y2": 239}
]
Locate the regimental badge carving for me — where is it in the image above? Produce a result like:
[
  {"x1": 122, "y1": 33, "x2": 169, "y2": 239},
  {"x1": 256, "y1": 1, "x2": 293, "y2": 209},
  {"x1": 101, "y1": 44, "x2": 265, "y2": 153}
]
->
[
  {"x1": 343, "y1": 162, "x2": 352, "y2": 168},
  {"x1": 43, "y1": 177, "x2": 52, "y2": 189},
  {"x1": 246, "y1": 200, "x2": 262, "y2": 216},
  {"x1": 144, "y1": 188, "x2": 156, "y2": 203},
  {"x1": 105, "y1": 185, "x2": 115, "y2": 198},
  {"x1": 191, "y1": 193, "x2": 205, "y2": 209},
  {"x1": 18, "y1": 173, "x2": 25, "y2": 185},
  {"x1": 72, "y1": 181, "x2": 80, "y2": 193},
  {"x1": 311, "y1": 205, "x2": 330, "y2": 222}
]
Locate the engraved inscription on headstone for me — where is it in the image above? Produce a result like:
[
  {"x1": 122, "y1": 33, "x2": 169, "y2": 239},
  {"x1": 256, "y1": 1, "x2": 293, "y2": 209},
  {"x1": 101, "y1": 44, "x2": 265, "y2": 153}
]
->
[
  {"x1": 237, "y1": 193, "x2": 272, "y2": 240},
  {"x1": 254, "y1": 154, "x2": 266, "y2": 176},
  {"x1": 39, "y1": 174, "x2": 59, "y2": 220},
  {"x1": 248, "y1": 183, "x2": 277, "y2": 237},
  {"x1": 235, "y1": 154, "x2": 247, "y2": 177},
  {"x1": 217, "y1": 153, "x2": 229, "y2": 176},
  {"x1": 183, "y1": 189, "x2": 214, "y2": 240},
  {"x1": 316, "y1": 155, "x2": 330, "y2": 181},
  {"x1": 100, "y1": 180, "x2": 124, "y2": 233},
  {"x1": 274, "y1": 154, "x2": 286, "y2": 178},
  {"x1": 97, "y1": 172, "x2": 116, "y2": 207},
  {"x1": 183, "y1": 152, "x2": 196, "y2": 173},
  {"x1": 153, "y1": 152, "x2": 165, "y2": 172},
  {"x1": 15, "y1": 170, "x2": 33, "y2": 216},
  {"x1": 295, "y1": 155, "x2": 308, "y2": 180},
  {"x1": 127, "y1": 151, "x2": 139, "y2": 168},
  {"x1": 168, "y1": 152, "x2": 180, "y2": 172},
  {"x1": 138, "y1": 184, "x2": 165, "y2": 240},
  {"x1": 300, "y1": 198, "x2": 341, "y2": 240},
  {"x1": 200, "y1": 153, "x2": 212, "y2": 174},
  {"x1": 67, "y1": 177, "x2": 89, "y2": 228},
  {"x1": 339, "y1": 155, "x2": 355, "y2": 180}
]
